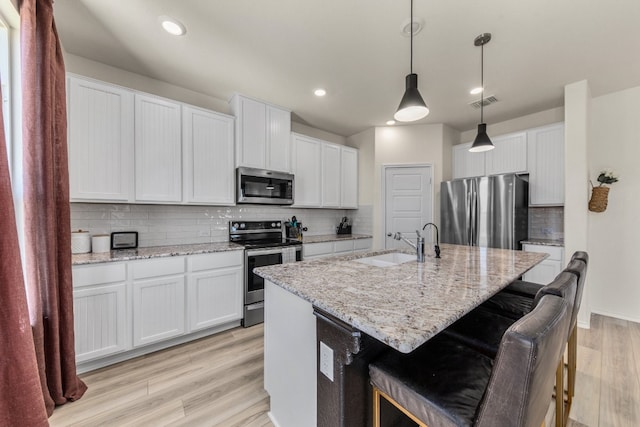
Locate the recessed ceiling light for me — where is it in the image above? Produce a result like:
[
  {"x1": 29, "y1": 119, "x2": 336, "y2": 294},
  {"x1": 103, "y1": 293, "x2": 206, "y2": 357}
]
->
[
  {"x1": 314, "y1": 88, "x2": 327, "y2": 97},
  {"x1": 386, "y1": 120, "x2": 396, "y2": 126},
  {"x1": 159, "y1": 16, "x2": 186, "y2": 36},
  {"x1": 470, "y1": 87, "x2": 483, "y2": 95}
]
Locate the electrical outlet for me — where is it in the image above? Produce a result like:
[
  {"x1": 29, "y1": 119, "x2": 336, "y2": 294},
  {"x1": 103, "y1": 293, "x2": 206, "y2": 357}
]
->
[{"x1": 319, "y1": 341, "x2": 334, "y2": 382}]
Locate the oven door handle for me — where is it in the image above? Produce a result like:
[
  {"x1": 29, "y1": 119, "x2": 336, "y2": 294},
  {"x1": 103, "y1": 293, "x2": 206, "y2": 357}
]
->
[{"x1": 246, "y1": 248, "x2": 287, "y2": 257}]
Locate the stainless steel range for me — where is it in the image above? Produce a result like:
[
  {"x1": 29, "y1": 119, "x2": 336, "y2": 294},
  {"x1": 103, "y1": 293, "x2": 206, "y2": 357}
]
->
[{"x1": 229, "y1": 220, "x2": 302, "y2": 327}]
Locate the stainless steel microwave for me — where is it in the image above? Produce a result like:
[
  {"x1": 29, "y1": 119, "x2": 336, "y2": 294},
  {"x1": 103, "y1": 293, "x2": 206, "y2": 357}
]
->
[{"x1": 236, "y1": 167, "x2": 294, "y2": 205}]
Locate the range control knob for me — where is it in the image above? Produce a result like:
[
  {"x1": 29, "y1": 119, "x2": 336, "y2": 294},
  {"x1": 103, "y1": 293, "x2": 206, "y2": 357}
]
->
[
  {"x1": 276, "y1": 222, "x2": 281, "y2": 227},
  {"x1": 232, "y1": 223, "x2": 239, "y2": 229},
  {"x1": 271, "y1": 222, "x2": 276, "y2": 228},
  {"x1": 240, "y1": 223, "x2": 245, "y2": 229}
]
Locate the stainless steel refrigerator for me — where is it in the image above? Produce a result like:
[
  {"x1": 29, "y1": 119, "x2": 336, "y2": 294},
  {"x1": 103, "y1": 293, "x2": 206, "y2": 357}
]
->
[{"x1": 440, "y1": 174, "x2": 528, "y2": 249}]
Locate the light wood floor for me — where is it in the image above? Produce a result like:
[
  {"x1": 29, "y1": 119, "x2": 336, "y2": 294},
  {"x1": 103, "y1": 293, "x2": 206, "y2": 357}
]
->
[{"x1": 50, "y1": 314, "x2": 640, "y2": 427}]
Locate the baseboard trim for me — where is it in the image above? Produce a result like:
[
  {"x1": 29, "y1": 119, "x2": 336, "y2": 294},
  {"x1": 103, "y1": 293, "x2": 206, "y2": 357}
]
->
[
  {"x1": 591, "y1": 309, "x2": 640, "y2": 324},
  {"x1": 76, "y1": 320, "x2": 241, "y2": 374}
]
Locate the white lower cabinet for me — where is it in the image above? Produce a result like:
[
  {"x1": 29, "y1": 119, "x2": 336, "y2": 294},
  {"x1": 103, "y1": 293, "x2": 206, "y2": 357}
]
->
[
  {"x1": 522, "y1": 244, "x2": 564, "y2": 285},
  {"x1": 303, "y1": 238, "x2": 372, "y2": 260},
  {"x1": 73, "y1": 250, "x2": 244, "y2": 369},
  {"x1": 132, "y1": 257, "x2": 186, "y2": 347},
  {"x1": 187, "y1": 252, "x2": 243, "y2": 332},
  {"x1": 73, "y1": 262, "x2": 128, "y2": 362},
  {"x1": 354, "y1": 238, "x2": 373, "y2": 253}
]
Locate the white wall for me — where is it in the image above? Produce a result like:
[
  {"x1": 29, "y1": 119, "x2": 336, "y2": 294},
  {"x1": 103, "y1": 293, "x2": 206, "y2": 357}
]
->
[
  {"x1": 372, "y1": 124, "x2": 456, "y2": 249},
  {"x1": 587, "y1": 85, "x2": 640, "y2": 323},
  {"x1": 564, "y1": 80, "x2": 591, "y2": 327},
  {"x1": 65, "y1": 53, "x2": 231, "y2": 114},
  {"x1": 64, "y1": 53, "x2": 347, "y2": 145},
  {"x1": 292, "y1": 122, "x2": 346, "y2": 145}
]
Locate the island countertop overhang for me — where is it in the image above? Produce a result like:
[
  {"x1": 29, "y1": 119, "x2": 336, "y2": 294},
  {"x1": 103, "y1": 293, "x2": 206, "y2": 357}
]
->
[{"x1": 255, "y1": 243, "x2": 547, "y2": 353}]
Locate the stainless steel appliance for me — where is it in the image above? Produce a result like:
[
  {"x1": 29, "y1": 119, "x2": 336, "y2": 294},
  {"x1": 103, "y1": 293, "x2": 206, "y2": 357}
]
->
[
  {"x1": 440, "y1": 174, "x2": 528, "y2": 249},
  {"x1": 229, "y1": 220, "x2": 302, "y2": 327},
  {"x1": 236, "y1": 167, "x2": 294, "y2": 205}
]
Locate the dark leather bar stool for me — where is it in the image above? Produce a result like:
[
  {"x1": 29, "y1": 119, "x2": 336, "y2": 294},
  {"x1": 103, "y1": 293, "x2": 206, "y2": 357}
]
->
[
  {"x1": 504, "y1": 251, "x2": 588, "y2": 299},
  {"x1": 370, "y1": 294, "x2": 572, "y2": 427},
  {"x1": 487, "y1": 252, "x2": 589, "y2": 422},
  {"x1": 444, "y1": 272, "x2": 577, "y2": 427}
]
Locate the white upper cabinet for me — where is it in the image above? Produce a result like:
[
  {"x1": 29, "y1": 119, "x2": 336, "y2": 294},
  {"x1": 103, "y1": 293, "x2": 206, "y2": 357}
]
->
[
  {"x1": 134, "y1": 94, "x2": 182, "y2": 202},
  {"x1": 291, "y1": 132, "x2": 359, "y2": 209},
  {"x1": 452, "y1": 122, "x2": 565, "y2": 206},
  {"x1": 292, "y1": 133, "x2": 322, "y2": 207},
  {"x1": 322, "y1": 143, "x2": 341, "y2": 208},
  {"x1": 340, "y1": 146, "x2": 358, "y2": 209},
  {"x1": 528, "y1": 123, "x2": 564, "y2": 205},
  {"x1": 453, "y1": 142, "x2": 486, "y2": 179},
  {"x1": 484, "y1": 132, "x2": 527, "y2": 176},
  {"x1": 230, "y1": 94, "x2": 292, "y2": 172},
  {"x1": 266, "y1": 105, "x2": 292, "y2": 172},
  {"x1": 67, "y1": 75, "x2": 134, "y2": 202},
  {"x1": 453, "y1": 133, "x2": 526, "y2": 179},
  {"x1": 183, "y1": 106, "x2": 235, "y2": 205}
]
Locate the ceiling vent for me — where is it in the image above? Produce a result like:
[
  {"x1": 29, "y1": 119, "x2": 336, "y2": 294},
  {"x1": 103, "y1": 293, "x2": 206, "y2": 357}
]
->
[{"x1": 469, "y1": 95, "x2": 498, "y2": 109}]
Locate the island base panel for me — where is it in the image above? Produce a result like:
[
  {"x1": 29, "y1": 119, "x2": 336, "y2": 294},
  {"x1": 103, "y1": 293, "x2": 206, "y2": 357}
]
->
[
  {"x1": 264, "y1": 281, "x2": 317, "y2": 427},
  {"x1": 315, "y1": 309, "x2": 387, "y2": 427}
]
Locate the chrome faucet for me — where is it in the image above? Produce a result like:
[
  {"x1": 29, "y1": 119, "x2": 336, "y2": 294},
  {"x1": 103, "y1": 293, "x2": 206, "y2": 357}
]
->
[
  {"x1": 422, "y1": 223, "x2": 441, "y2": 258},
  {"x1": 387, "y1": 231, "x2": 425, "y2": 263}
]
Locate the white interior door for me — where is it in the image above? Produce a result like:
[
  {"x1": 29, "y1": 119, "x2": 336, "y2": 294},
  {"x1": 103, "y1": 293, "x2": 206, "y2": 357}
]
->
[{"x1": 384, "y1": 166, "x2": 433, "y2": 250}]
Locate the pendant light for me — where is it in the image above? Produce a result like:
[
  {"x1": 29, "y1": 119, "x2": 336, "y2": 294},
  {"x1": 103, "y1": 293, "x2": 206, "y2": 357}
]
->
[
  {"x1": 394, "y1": 0, "x2": 429, "y2": 122},
  {"x1": 469, "y1": 33, "x2": 495, "y2": 152}
]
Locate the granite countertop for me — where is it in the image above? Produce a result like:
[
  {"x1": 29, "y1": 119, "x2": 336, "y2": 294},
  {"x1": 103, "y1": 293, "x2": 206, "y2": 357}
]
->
[
  {"x1": 301, "y1": 234, "x2": 372, "y2": 244},
  {"x1": 72, "y1": 242, "x2": 244, "y2": 265},
  {"x1": 255, "y1": 244, "x2": 547, "y2": 353},
  {"x1": 521, "y1": 238, "x2": 564, "y2": 247}
]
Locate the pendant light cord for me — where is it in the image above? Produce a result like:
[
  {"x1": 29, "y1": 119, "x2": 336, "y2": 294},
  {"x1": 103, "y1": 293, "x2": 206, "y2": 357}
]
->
[
  {"x1": 410, "y1": 0, "x2": 413, "y2": 74},
  {"x1": 480, "y1": 42, "x2": 484, "y2": 123}
]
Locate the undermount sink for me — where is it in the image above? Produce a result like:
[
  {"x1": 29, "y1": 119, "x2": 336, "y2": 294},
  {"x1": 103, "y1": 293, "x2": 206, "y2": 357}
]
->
[{"x1": 354, "y1": 252, "x2": 416, "y2": 267}]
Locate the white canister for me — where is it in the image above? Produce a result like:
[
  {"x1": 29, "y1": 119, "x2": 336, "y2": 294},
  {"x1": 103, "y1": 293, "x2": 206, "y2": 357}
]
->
[
  {"x1": 71, "y1": 230, "x2": 91, "y2": 254},
  {"x1": 92, "y1": 234, "x2": 111, "y2": 253}
]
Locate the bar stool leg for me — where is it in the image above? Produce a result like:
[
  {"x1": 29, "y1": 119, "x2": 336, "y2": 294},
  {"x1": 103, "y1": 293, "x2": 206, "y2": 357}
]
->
[
  {"x1": 373, "y1": 387, "x2": 381, "y2": 427},
  {"x1": 555, "y1": 360, "x2": 564, "y2": 427},
  {"x1": 568, "y1": 325, "x2": 577, "y2": 400}
]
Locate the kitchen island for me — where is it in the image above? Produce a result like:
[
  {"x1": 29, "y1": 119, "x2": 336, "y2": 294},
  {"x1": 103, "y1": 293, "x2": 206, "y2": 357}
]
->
[{"x1": 255, "y1": 243, "x2": 547, "y2": 427}]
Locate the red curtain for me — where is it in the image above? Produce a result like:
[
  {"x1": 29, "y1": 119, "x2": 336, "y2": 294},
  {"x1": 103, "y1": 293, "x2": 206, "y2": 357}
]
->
[
  {"x1": 20, "y1": 0, "x2": 87, "y2": 416},
  {"x1": 0, "y1": 86, "x2": 49, "y2": 426}
]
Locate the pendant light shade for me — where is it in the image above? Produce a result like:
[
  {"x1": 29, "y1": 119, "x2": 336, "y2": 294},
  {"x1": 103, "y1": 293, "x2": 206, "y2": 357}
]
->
[
  {"x1": 469, "y1": 123, "x2": 494, "y2": 152},
  {"x1": 394, "y1": 0, "x2": 429, "y2": 122},
  {"x1": 469, "y1": 33, "x2": 494, "y2": 152},
  {"x1": 395, "y1": 74, "x2": 429, "y2": 121}
]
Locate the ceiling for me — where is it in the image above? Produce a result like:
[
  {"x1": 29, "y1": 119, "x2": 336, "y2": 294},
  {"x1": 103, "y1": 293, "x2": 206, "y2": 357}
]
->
[{"x1": 53, "y1": 0, "x2": 640, "y2": 137}]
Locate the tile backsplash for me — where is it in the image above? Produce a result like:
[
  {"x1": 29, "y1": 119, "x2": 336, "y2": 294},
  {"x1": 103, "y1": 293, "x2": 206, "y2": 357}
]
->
[
  {"x1": 528, "y1": 206, "x2": 564, "y2": 240},
  {"x1": 71, "y1": 203, "x2": 374, "y2": 248}
]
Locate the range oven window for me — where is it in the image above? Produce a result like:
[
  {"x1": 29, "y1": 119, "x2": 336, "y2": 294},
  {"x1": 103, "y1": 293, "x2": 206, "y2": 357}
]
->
[
  {"x1": 240, "y1": 174, "x2": 292, "y2": 200},
  {"x1": 247, "y1": 251, "x2": 282, "y2": 293}
]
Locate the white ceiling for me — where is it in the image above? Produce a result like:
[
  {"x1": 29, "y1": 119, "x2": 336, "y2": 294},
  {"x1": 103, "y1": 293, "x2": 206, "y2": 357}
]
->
[{"x1": 53, "y1": 0, "x2": 640, "y2": 137}]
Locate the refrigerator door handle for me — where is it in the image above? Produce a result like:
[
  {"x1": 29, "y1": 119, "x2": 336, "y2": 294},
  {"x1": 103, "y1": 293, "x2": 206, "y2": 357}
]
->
[
  {"x1": 468, "y1": 185, "x2": 476, "y2": 246},
  {"x1": 471, "y1": 188, "x2": 477, "y2": 246}
]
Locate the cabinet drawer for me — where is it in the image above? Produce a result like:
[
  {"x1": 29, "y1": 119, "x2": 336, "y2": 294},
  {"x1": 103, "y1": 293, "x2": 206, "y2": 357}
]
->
[
  {"x1": 73, "y1": 263, "x2": 126, "y2": 288},
  {"x1": 132, "y1": 257, "x2": 185, "y2": 279},
  {"x1": 523, "y1": 244, "x2": 564, "y2": 262},
  {"x1": 303, "y1": 242, "x2": 334, "y2": 258},
  {"x1": 189, "y1": 251, "x2": 243, "y2": 272},
  {"x1": 333, "y1": 240, "x2": 354, "y2": 254}
]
